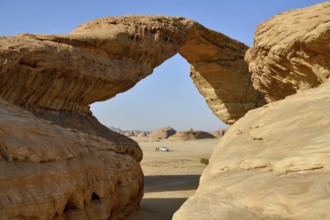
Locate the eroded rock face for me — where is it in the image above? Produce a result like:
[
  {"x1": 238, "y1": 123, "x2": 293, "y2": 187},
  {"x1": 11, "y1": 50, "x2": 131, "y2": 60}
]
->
[
  {"x1": 0, "y1": 98, "x2": 143, "y2": 220},
  {"x1": 175, "y1": 3, "x2": 330, "y2": 219},
  {"x1": 0, "y1": 15, "x2": 263, "y2": 219},
  {"x1": 246, "y1": 2, "x2": 330, "y2": 102},
  {"x1": 0, "y1": 16, "x2": 264, "y2": 126},
  {"x1": 174, "y1": 82, "x2": 330, "y2": 220}
]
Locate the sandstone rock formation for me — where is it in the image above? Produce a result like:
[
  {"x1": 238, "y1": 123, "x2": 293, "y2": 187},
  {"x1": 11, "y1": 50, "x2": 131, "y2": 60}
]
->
[
  {"x1": 168, "y1": 130, "x2": 216, "y2": 141},
  {"x1": 0, "y1": 16, "x2": 264, "y2": 126},
  {"x1": 174, "y1": 3, "x2": 330, "y2": 220},
  {"x1": 174, "y1": 81, "x2": 330, "y2": 220},
  {"x1": 246, "y1": 2, "x2": 330, "y2": 102},
  {"x1": 0, "y1": 98, "x2": 143, "y2": 220},
  {"x1": 4, "y1": 3, "x2": 327, "y2": 218},
  {"x1": 0, "y1": 14, "x2": 264, "y2": 219},
  {"x1": 148, "y1": 127, "x2": 176, "y2": 140}
]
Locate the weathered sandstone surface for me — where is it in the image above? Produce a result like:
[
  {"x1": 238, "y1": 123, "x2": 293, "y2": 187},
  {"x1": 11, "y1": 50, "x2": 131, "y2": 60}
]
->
[
  {"x1": 0, "y1": 15, "x2": 264, "y2": 219},
  {"x1": 0, "y1": 98, "x2": 143, "y2": 219},
  {"x1": 246, "y1": 2, "x2": 330, "y2": 102},
  {"x1": 0, "y1": 16, "x2": 264, "y2": 126},
  {"x1": 174, "y1": 82, "x2": 330, "y2": 220},
  {"x1": 175, "y1": 3, "x2": 330, "y2": 220}
]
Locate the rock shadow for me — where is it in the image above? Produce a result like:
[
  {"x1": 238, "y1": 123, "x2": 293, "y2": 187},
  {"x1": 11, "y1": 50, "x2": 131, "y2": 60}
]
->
[{"x1": 144, "y1": 175, "x2": 200, "y2": 193}]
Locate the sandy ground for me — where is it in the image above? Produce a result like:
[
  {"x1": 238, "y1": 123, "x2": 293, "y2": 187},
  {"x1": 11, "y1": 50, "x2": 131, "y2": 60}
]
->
[{"x1": 126, "y1": 138, "x2": 219, "y2": 220}]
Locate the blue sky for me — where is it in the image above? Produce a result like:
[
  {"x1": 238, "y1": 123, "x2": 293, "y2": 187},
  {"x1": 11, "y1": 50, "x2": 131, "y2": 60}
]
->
[{"x1": 1, "y1": 0, "x2": 325, "y2": 131}]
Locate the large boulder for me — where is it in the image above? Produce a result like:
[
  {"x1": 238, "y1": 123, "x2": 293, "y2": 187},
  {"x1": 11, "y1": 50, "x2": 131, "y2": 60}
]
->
[
  {"x1": 174, "y1": 82, "x2": 330, "y2": 220},
  {"x1": 246, "y1": 2, "x2": 330, "y2": 102},
  {"x1": 174, "y1": 3, "x2": 330, "y2": 219},
  {"x1": 0, "y1": 98, "x2": 143, "y2": 220}
]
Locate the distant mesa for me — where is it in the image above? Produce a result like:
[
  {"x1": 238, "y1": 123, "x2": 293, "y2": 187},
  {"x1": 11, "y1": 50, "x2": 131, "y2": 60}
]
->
[
  {"x1": 124, "y1": 131, "x2": 136, "y2": 137},
  {"x1": 168, "y1": 130, "x2": 216, "y2": 141},
  {"x1": 109, "y1": 126, "x2": 124, "y2": 134},
  {"x1": 109, "y1": 127, "x2": 150, "y2": 137},
  {"x1": 137, "y1": 131, "x2": 148, "y2": 138},
  {"x1": 210, "y1": 129, "x2": 227, "y2": 138},
  {"x1": 149, "y1": 127, "x2": 177, "y2": 140}
]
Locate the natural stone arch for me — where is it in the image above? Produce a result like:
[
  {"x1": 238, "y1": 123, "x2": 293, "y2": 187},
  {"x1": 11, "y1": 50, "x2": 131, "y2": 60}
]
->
[
  {"x1": 0, "y1": 16, "x2": 265, "y2": 155},
  {"x1": 0, "y1": 16, "x2": 264, "y2": 121},
  {"x1": 0, "y1": 15, "x2": 266, "y2": 220},
  {"x1": 71, "y1": 15, "x2": 265, "y2": 124}
]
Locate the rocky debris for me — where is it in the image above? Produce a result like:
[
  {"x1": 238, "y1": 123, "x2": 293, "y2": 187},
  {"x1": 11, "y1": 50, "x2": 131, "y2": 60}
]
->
[
  {"x1": 0, "y1": 98, "x2": 143, "y2": 220},
  {"x1": 246, "y1": 2, "x2": 330, "y2": 102},
  {"x1": 175, "y1": 3, "x2": 330, "y2": 219},
  {"x1": 148, "y1": 127, "x2": 177, "y2": 140},
  {"x1": 0, "y1": 16, "x2": 264, "y2": 126},
  {"x1": 174, "y1": 81, "x2": 330, "y2": 220},
  {"x1": 168, "y1": 130, "x2": 216, "y2": 141}
]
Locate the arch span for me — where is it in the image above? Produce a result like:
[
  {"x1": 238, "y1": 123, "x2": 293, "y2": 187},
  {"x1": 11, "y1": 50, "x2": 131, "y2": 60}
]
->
[
  {"x1": 0, "y1": 16, "x2": 265, "y2": 157},
  {"x1": 0, "y1": 16, "x2": 265, "y2": 124}
]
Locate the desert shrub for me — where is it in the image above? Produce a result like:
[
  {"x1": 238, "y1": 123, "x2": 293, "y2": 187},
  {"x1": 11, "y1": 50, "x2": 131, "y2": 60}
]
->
[{"x1": 200, "y1": 158, "x2": 209, "y2": 165}]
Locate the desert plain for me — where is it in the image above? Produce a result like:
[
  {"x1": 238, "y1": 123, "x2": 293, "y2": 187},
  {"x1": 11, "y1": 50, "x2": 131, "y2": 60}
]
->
[{"x1": 127, "y1": 137, "x2": 219, "y2": 220}]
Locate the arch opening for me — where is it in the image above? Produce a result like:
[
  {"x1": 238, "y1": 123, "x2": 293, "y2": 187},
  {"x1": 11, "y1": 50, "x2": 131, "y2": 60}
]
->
[{"x1": 91, "y1": 54, "x2": 226, "y2": 132}]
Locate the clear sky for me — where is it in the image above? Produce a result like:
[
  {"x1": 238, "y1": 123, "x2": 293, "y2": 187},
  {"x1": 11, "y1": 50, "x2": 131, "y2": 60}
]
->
[{"x1": 1, "y1": 0, "x2": 325, "y2": 131}]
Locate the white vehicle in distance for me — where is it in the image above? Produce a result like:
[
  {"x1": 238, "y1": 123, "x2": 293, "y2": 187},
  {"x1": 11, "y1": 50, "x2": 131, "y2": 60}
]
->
[{"x1": 159, "y1": 146, "x2": 169, "y2": 152}]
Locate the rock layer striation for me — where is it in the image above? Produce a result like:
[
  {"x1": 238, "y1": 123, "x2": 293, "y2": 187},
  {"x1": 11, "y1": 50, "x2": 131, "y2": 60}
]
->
[
  {"x1": 246, "y1": 2, "x2": 330, "y2": 102},
  {"x1": 0, "y1": 16, "x2": 265, "y2": 126},
  {"x1": 175, "y1": 3, "x2": 330, "y2": 220},
  {"x1": 0, "y1": 15, "x2": 265, "y2": 219},
  {"x1": 174, "y1": 81, "x2": 330, "y2": 220},
  {"x1": 0, "y1": 98, "x2": 143, "y2": 220}
]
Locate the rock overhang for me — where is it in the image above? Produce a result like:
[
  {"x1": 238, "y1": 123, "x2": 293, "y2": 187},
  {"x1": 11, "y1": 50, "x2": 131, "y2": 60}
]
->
[{"x1": 0, "y1": 15, "x2": 265, "y2": 127}]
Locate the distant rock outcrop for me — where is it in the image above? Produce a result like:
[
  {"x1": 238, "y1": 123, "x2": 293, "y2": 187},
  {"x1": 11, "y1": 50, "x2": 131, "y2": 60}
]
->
[
  {"x1": 174, "y1": 3, "x2": 330, "y2": 220},
  {"x1": 109, "y1": 126, "x2": 124, "y2": 134},
  {"x1": 149, "y1": 127, "x2": 177, "y2": 140},
  {"x1": 137, "y1": 132, "x2": 148, "y2": 138},
  {"x1": 168, "y1": 130, "x2": 216, "y2": 141},
  {"x1": 210, "y1": 128, "x2": 227, "y2": 138},
  {"x1": 246, "y1": 2, "x2": 330, "y2": 102}
]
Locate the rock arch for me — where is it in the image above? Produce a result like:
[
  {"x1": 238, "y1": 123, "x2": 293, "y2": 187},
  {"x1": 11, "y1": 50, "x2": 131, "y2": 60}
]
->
[
  {"x1": 0, "y1": 16, "x2": 264, "y2": 132},
  {"x1": 0, "y1": 15, "x2": 266, "y2": 220}
]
